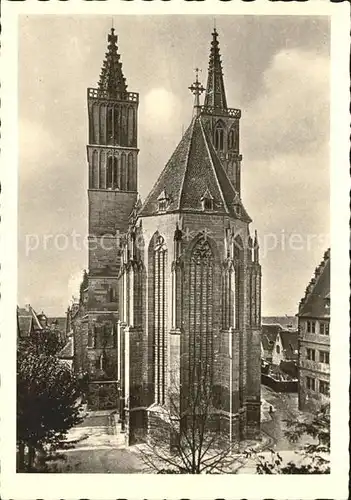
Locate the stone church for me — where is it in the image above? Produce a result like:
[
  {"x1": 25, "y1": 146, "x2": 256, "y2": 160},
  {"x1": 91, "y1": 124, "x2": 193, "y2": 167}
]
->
[{"x1": 71, "y1": 27, "x2": 262, "y2": 445}]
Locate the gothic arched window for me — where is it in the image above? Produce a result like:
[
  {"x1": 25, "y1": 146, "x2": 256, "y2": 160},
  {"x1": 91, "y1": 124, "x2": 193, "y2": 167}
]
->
[
  {"x1": 233, "y1": 235, "x2": 244, "y2": 328},
  {"x1": 113, "y1": 157, "x2": 119, "y2": 189},
  {"x1": 92, "y1": 150, "x2": 99, "y2": 188},
  {"x1": 128, "y1": 107, "x2": 134, "y2": 147},
  {"x1": 109, "y1": 286, "x2": 116, "y2": 302},
  {"x1": 152, "y1": 235, "x2": 168, "y2": 404},
  {"x1": 107, "y1": 108, "x2": 113, "y2": 144},
  {"x1": 189, "y1": 238, "x2": 214, "y2": 380},
  {"x1": 114, "y1": 107, "x2": 119, "y2": 144},
  {"x1": 127, "y1": 153, "x2": 133, "y2": 191},
  {"x1": 121, "y1": 153, "x2": 127, "y2": 190},
  {"x1": 107, "y1": 156, "x2": 113, "y2": 188},
  {"x1": 228, "y1": 128, "x2": 235, "y2": 150},
  {"x1": 214, "y1": 121, "x2": 224, "y2": 151},
  {"x1": 99, "y1": 151, "x2": 105, "y2": 189},
  {"x1": 92, "y1": 103, "x2": 99, "y2": 144}
]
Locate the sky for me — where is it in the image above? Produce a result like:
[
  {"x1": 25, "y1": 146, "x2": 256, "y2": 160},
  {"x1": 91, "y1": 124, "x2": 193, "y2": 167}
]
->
[{"x1": 18, "y1": 15, "x2": 330, "y2": 317}]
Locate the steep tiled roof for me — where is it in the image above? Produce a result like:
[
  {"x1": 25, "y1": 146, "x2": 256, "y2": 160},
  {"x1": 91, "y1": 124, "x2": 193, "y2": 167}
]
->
[
  {"x1": 140, "y1": 116, "x2": 251, "y2": 221},
  {"x1": 17, "y1": 305, "x2": 43, "y2": 337},
  {"x1": 279, "y1": 331, "x2": 298, "y2": 361},
  {"x1": 298, "y1": 249, "x2": 330, "y2": 318}
]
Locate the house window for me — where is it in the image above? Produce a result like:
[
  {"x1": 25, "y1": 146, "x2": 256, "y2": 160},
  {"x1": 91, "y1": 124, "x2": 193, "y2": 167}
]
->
[
  {"x1": 306, "y1": 376, "x2": 316, "y2": 391},
  {"x1": 307, "y1": 321, "x2": 316, "y2": 333},
  {"x1": 306, "y1": 348, "x2": 315, "y2": 361},
  {"x1": 320, "y1": 323, "x2": 329, "y2": 335},
  {"x1": 276, "y1": 345, "x2": 280, "y2": 354},
  {"x1": 319, "y1": 380, "x2": 330, "y2": 396},
  {"x1": 319, "y1": 350, "x2": 330, "y2": 364}
]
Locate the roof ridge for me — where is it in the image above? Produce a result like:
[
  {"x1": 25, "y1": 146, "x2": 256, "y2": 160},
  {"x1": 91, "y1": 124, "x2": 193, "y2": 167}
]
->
[
  {"x1": 178, "y1": 117, "x2": 197, "y2": 210},
  {"x1": 198, "y1": 118, "x2": 229, "y2": 213}
]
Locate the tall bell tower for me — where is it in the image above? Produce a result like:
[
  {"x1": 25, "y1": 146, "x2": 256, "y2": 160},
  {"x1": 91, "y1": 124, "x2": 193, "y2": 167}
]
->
[{"x1": 85, "y1": 28, "x2": 139, "y2": 385}]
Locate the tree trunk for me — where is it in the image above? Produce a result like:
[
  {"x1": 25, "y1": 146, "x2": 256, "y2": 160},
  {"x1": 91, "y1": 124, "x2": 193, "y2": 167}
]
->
[
  {"x1": 17, "y1": 442, "x2": 25, "y2": 472},
  {"x1": 27, "y1": 445, "x2": 36, "y2": 471}
]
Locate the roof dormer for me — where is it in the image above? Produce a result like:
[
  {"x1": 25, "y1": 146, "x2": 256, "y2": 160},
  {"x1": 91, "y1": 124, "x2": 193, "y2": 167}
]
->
[{"x1": 201, "y1": 188, "x2": 214, "y2": 211}]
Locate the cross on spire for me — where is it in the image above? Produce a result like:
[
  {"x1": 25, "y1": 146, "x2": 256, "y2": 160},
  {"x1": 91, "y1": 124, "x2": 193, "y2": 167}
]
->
[
  {"x1": 108, "y1": 27, "x2": 117, "y2": 46},
  {"x1": 189, "y1": 67, "x2": 205, "y2": 116}
]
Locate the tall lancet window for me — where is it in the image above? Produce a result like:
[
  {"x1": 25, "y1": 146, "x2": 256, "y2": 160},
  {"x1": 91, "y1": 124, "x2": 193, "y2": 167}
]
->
[
  {"x1": 233, "y1": 235, "x2": 244, "y2": 329},
  {"x1": 107, "y1": 157, "x2": 113, "y2": 188},
  {"x1": 113, "y1": 157, "x2": 119, "y2": 189},
  {"x1": 92, "y1": 150, "x2": 99, "y2": 188},
  {"x1": 153, "y1": 235, "x2": 168, "y2": 404},
  {"x1": 214, "y1": 121, "x2": 224, "y2": 151},
  {"x1": 189, "y1": 238, "x2": 214, "y2": 381},
  {"x1": 107, "y1": 108, "x2": 113, "y2": 144},
  {"x1": 114, "y1": 107, "x2": 119, "y2": 144},
  {"x1": 228, "y1": 127, "x2": 235, "y2": 150}
]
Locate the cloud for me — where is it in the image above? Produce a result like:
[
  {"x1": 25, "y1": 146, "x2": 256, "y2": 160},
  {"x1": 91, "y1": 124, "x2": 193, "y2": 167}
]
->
[
  {"x1": 140, "y1": 87, "x2": 182, "y2": 132},
  {"x1": 242, "y1": 49, "x2": 329, "y2": 160},
  {"x1": 19, "y1": 119, "x2": 60, "y2": 181}
]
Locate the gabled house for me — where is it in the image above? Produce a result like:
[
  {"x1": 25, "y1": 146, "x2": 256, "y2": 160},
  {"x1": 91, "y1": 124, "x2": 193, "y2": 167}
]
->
[
  {"x1": 260, "y1": 324, "x2": 282, "y2": 362},
  {"x1": 297, "y1": 249, "x2": 330, "y2": 411},
  {"x1": 272, "y1": 330, "x2": 298, "y2": 366},
  {"x1": 17, "y1": 305, "x2": 44, "y2": 338}
]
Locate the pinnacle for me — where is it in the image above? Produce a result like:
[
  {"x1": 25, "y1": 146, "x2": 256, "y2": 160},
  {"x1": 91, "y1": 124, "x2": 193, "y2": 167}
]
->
[
  {"x1": 98, "y1": 28, "x2": 128, "y2": 97},
  {"x1": 204, "y1": 29, "x2": 228, "y2": 110}
]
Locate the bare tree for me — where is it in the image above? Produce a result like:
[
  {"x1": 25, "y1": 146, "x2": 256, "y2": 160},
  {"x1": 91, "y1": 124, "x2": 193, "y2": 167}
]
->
[{"x1": 137, "y1": 358, "x2": 239, "y2": 474}]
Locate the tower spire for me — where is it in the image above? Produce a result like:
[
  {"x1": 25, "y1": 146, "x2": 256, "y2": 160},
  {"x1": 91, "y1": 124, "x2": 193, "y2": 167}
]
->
[
  {"x1": 98, "y1": 28, "x2": 127, "y2": 97},
  {"x1": 204, "y1": 28, "x2": 227, "y2": 110},
  {"x1": 188, "y1": 67, "x2": 205, "y2": 116}
]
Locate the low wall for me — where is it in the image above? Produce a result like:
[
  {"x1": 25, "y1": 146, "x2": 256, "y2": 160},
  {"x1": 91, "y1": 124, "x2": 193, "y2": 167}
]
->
[{"x1": 261, "y1": 374, "x2": 297, "y2": 393}]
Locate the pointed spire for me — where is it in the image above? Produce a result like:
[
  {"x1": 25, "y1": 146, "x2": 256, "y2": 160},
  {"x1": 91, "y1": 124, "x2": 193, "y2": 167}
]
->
[
  {"x1": 98, "y1": 28, "x2": 127, "y2": 97},
  {"x1": 204, "y1": 28, "x2": 228, "y2": 110}
]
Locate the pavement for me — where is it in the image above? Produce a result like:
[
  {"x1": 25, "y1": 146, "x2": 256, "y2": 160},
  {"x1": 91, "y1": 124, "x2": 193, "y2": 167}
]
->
[
  {"x1": 49, "y1": 385, "x2": 310, "y2": 473},
  {"x1": 260, "y1": 385, "x2": 306, "y2": 451}
]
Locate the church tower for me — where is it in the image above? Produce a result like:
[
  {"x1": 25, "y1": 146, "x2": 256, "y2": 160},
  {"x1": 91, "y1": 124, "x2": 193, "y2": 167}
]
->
[
  {"x1": 85, "y1": 29, "x2": 139, "y2": 396},
  {"x1": 201, "y1": 28, "x2": 242, "y2": 195},
  {"x1": 119, "y1": 28, "x2": 261, "y2": 444}
]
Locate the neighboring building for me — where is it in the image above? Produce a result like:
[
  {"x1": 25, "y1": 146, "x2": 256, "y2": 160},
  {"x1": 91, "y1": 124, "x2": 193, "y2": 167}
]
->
[
  {"x1": 272, "y1": 330, "x2": 298, "y2": 366},
  {"x1": 262, "y1": 316, "x2": 298, "y2": 331},
  {"x1": 57, "y1": 337, "x2": 74, "y2": 370},
  {"x1": 297, "y1": 249, "x2": 330, "y2": 412},
  {"x1": 18, "y1": 304, "x2": 73, "y2": 368},
  {"x1": 17, "y1": 305, "x2": 68, "y2": 340},
  {"x1": 73, "y1": 28, "x2": 262, "y2": 444},
  {"x1": 17, "y1": 305, "x2": 43, "y2": 337},
  {"x1": 260, "y1": 324, "x2": 282, "y2": 362}
]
